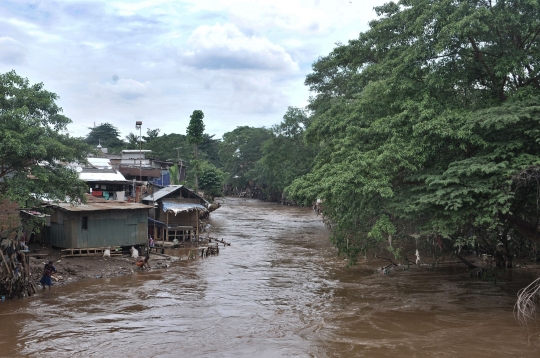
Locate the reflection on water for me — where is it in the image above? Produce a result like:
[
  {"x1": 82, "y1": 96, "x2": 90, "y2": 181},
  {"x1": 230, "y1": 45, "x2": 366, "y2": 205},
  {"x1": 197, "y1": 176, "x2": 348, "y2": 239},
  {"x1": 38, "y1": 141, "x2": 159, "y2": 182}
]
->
[{"x1": 0, "y1": 198, "x2": 539, "y2": 357}]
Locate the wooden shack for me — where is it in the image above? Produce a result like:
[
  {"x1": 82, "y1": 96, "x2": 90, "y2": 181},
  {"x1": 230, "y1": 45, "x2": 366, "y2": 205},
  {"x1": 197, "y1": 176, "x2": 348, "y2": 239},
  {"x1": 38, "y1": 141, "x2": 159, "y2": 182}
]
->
[
  {"x1": 45, "y1": 195, "x2": 151, "y2": 249},
  {"x1": 142, "y1": 185, "x2": 208, "y2": 243}
]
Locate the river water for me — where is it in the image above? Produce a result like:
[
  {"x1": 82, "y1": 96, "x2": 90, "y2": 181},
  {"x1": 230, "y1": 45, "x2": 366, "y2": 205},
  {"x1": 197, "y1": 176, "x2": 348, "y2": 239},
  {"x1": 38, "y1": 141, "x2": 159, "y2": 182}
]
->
[{"x1": 0, "y1": 198, "x2": 539, "y2": 357}]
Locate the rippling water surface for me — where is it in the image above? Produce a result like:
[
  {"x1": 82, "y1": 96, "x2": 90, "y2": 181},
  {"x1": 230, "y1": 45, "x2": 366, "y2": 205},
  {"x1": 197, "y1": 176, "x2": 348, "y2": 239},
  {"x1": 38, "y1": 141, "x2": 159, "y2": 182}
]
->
[{"x1": 0, "y1": 198, "x2": 539, "y2": 357}]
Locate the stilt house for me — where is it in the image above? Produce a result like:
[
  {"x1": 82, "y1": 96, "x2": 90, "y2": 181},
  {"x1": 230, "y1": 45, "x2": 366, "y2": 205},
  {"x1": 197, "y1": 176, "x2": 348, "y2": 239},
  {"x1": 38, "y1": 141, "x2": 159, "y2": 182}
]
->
[{"x1": 142, "y1": 185, "x2": 208, "y2": 243}]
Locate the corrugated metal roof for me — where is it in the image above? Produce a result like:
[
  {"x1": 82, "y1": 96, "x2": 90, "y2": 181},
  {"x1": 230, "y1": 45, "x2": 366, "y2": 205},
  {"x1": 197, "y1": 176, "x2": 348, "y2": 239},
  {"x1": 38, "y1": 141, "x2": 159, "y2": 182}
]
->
[
  {"x1": 82, "y1": 168, "x2": 116, "y2": 173},
  {"x1": 142, "y1": 185, "x2": 183, "y2": 202},
  {"x1": 87, "y1": 158, "x2": 112, "y2": 169},
  {"x1": 142, "y1": 185, "x2": 209, "y2": 205},
  {"x1": 48, "y1": 201, "x2": 151, "y2": 212},
  {"x1": 79, "y1": 170, "x2": 128, "y2": 182},
  {"x1": 162, "y1": 201, "x2": 207, "y2": 215}
]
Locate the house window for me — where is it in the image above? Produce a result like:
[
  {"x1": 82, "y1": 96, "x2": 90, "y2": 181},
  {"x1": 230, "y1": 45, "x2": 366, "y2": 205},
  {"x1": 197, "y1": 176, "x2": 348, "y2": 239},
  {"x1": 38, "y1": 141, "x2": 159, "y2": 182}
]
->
[{"x1": 82, "y1": 216, "x2": 88, "y2": 230}]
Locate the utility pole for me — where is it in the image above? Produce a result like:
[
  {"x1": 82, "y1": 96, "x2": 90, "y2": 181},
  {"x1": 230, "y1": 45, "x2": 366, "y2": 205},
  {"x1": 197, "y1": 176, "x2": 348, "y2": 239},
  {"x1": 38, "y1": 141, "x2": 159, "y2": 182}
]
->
[
  {"x1": 173, "y1": 147, "x2": 183, "y2": 184},
  {"x1": 136, "y1": 121, "x2": 142, "y2": 182}
]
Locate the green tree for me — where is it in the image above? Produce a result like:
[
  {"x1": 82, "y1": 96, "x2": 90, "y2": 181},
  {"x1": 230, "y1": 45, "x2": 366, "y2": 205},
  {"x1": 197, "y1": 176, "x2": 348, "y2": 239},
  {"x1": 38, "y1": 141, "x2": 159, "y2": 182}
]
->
[
  {"x1": 199, "y1": 133, "x2": 221, "y2": 168},
  {"x1": 0, "y1": 70, "x2": 90, "y2": 207},
  {"x1": 286, "y1": 0, "x2": 540, "y2": 264},
  {"x1": 198, "y1": 161, "x2": 225, "y2": 199},
  {"x1": 124, "y1": 132, "x2": 139, "y2": 149},
  {"x1": 144, "y1": 133, "x2": 189, "y2": 162},
  {"x1": 219, "y1": 126, "x2": 272, "y2": 189},
  {"x1": 187, "y1": 110, "x2": 205, "y2": 158},
  {"x1": 143, "y1": 128, "x2": 161, "y2": 143},
  {"x1": 186, "y1": 110, "x2": 205, "y2": 191},
  {"x1": 254, "y1": 107, "x2": 318, "y2": 200},
  {"x1": 85, "y1": 122, "x2": 124, "y2": 152},
  {"x1": 169, "y1": 163, "x2": 181, "y2": 185}
]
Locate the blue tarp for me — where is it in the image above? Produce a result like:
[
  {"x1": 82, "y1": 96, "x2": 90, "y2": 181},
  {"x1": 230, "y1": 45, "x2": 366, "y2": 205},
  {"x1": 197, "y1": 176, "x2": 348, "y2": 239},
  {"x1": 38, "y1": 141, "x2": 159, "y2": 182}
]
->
[{"x1": 153, "y1": 172, "x2": 170, "y2": 186}]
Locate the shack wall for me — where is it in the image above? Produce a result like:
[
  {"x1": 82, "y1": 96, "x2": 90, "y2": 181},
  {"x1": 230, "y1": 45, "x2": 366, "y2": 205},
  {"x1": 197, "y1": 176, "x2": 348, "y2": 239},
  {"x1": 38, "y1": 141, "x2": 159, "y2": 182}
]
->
[
  {"x1": 47, "y1": 209, "x2": 148, "y2": 248},
  {"x1": 164, "y1": 210, "x2": 197, "y2": 227}
]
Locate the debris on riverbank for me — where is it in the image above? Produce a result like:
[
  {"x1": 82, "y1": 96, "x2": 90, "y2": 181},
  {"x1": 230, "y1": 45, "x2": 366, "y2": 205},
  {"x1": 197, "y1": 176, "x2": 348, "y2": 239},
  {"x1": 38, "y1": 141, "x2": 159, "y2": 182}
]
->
[
  {"x1": 0, "y1": 238, "x2": 36, "y2": 298},
  {"x1": 0, "y1": 242, "x2": 179, "y2": 298}
]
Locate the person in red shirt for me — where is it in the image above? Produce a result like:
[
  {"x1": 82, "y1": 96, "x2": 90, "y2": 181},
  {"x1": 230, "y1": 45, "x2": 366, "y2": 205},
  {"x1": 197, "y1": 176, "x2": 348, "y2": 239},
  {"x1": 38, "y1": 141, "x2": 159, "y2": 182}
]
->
[{"x1": 135, "y1": 256, "x2": 151, "y2": 270}]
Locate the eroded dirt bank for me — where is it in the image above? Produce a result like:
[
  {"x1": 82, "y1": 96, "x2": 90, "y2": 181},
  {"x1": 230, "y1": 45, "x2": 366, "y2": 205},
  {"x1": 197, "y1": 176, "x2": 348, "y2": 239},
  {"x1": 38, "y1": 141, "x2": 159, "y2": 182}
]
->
[{"x1": 27, "y1": 244, "x2": 176, "y2": 286}]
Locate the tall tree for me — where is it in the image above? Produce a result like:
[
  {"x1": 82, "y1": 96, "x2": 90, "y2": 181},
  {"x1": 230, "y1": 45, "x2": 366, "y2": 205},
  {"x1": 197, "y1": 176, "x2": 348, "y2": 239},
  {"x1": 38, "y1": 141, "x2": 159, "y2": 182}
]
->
[
  {"x1": 197, "y1": 161, "x2": 225, "y2": 199},
  {"x1": 124, "y1": 132, "x2": 139, "y2": 149},
  {"x1": 253, "y1": 107, "x2": 318, "y2": 200},
  {"x1": 0, "y1": 70, "x2": 90, "y2": 207},
  {"x1": 143, "y1": 128, "x2": 161, "y2": 143},
  {"x1": 199, "y1": 133, "x2": 221, "y2": 168},
  {"x1": 219, "y1": 126, "x2": 272, "y2": 188},
  {"x1": 286, "y1": 0, "x2": 540, "y2": 264},
  {"x1": 85, "y1": 122, "x2": 124, "y2": 152},
  {"x1": 144, "y1": 133, "x2": 189, "y2": 162},
  {"x1": 186, "y1": 110, "x2": 205, "y2": 191}
]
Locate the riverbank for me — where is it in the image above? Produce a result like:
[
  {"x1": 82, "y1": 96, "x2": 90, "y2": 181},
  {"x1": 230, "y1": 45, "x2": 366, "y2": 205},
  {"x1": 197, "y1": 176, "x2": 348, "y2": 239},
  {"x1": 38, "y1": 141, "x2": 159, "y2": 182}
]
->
[{"x1": 26, "y1": 243, "x2": 176, "y2": 288}]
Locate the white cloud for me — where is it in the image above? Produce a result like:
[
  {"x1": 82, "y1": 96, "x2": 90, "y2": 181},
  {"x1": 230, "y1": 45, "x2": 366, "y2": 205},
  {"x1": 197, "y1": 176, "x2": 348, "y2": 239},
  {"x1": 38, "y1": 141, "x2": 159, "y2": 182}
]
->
[
  {"x1": 0, "y1": 0, "x2": 388, "y2": 139},
  {"x1": 0, "y1": 36, "x2": 26, "y2": 65},
  {"x1": 204, "y1": 72, "x2": 288, "y2": 114},
  {"x1": 182, "y1": 0, "x2": 379, "y2": 35},
  {"x1": 81, "y1": 42, "x2": 106, "y2": 50},
  {"x1": 181, "y1": 23, "x2": 298, "y2": 72},
  {"x1": 102, "y1": 78, "x2": 150, "y2": 100},
  {"x1": 110, "y1": 0, "x2": 172, "y2": 17}
]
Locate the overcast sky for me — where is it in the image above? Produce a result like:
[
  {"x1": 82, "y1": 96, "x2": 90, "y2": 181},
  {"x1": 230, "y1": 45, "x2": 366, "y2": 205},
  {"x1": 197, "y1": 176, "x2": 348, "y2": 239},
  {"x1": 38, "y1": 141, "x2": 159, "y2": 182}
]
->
[{"x1": 0, "y1": 0, "x2": 386, "y2": 140}]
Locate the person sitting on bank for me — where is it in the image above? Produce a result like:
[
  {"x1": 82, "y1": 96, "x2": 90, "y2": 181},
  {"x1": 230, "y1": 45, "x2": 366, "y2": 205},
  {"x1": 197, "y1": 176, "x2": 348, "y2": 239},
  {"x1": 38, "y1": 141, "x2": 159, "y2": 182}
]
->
[
  {"x1": 173, "y1": 238, "x2": 179, "y2": 248},
  {"x1": 20, "y1": 233, "x2": 28, "y2": 250},
  {"x1": 40, "y1": 261, "x2": 57, "y2": 289},
  {"x1": 135, "y1": 256, "x2": 151, "y2": 270}
]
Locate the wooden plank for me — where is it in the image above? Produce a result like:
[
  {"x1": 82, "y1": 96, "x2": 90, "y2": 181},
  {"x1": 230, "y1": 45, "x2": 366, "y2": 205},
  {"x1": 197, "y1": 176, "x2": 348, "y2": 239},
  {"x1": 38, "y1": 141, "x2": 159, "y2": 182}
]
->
[{"x1": 0, "y1": 248, "x2": 12, "y2": 276}]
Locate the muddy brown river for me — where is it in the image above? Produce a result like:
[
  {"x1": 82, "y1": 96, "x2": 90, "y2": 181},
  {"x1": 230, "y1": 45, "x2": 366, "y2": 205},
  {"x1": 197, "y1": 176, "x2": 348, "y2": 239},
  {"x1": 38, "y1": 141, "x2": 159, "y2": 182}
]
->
[{"x1": 0, "y1": 198, "x2": 539, "y2": 357}]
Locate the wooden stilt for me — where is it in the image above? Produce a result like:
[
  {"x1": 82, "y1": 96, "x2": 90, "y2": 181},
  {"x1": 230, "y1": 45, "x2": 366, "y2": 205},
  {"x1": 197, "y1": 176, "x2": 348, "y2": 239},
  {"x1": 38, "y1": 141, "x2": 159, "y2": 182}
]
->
[{"x1": 166, "y1": 211, "x2": 169, "y2": 242}]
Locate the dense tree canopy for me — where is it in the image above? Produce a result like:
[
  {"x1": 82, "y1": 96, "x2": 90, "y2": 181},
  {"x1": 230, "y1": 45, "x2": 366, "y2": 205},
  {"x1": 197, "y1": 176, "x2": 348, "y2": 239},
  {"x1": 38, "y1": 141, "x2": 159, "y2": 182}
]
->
[
  {"x1": 124, "y1": 132, "x2": 140, "y2": 150},
  {"x1": 143, "y1": 128, "x2": 161, "y2": 142},
  {"x1": 196, "y1": 161, "x2": 225, "y2": 198},
  {"x1": 85, "y1": 122, "x2": 124, "y2": 152},
  {"x1": 0, "y1": 70, "x2": 89, "y2": 207},
  {"x1": 286, "y1": 0, "x2": 540, "y2": 263},
  {"x1": 199, "y1": 134, "x2": 221, "y2": 168},
  {"x1": 253, "y1": 107, "x2": 318, "y2": 199},
  {"x1": 218, "y1": 126, "x2": 272, "y2": 188}
]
